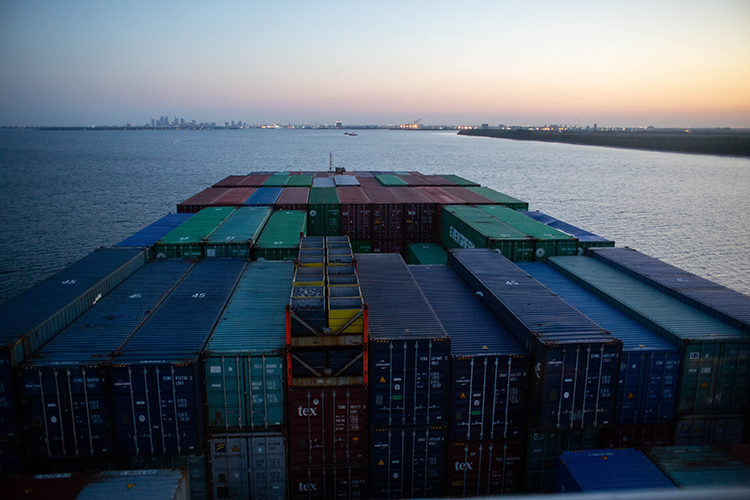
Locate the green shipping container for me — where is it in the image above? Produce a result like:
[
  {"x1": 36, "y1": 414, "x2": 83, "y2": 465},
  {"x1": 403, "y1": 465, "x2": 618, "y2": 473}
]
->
[
  {"x1": 351, "y1": 239, "x2": 373, "y2": 253},
  {"x1": 287, "y1": 174, "x2": 313, "y2": 187},
  {"x1": 440, "y1": 174, "x2": 480, "y2": 186},
  {"x1": 263, "y1": 174, "x2": 291, "y2": 186},
  {"x1": 441, "y1": 205, "x2": 534, "y2": 262},
  {"x1": 307, "y1": 187, "x2": 341, "y2": 237},
  {"x1": 375, "y1": 174, "x2": 408, "y2": 186},
  {"x1": 467, "y1": 186, "x2": 529, "y2": 210},
  {"x1": 406, "y1": 243, "x2": 448, "y2": 265},
  {"x1": 204, "y1": 207, "x2": 272, "y2": 258},
  {"x1": 203, "y1": 261, "x2": 293, "y2": 430},
  {"x1": 155, "y1": 207, "x2": 235, "y2": 258},
  {"x1": 478, "y1": 205, "x2": 578, "y2": 260},
  {"x1": 254, "y1": 210, "x2": 307, "y2": 261},
  {"x1": 548, "y1": 256, "x2": 750, "y2": 415}
]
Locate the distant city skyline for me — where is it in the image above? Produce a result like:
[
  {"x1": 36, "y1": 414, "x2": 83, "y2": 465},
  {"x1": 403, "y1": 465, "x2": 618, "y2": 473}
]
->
[{"x1": 1, "y1": 1, "x2": 749, "y2": 128}]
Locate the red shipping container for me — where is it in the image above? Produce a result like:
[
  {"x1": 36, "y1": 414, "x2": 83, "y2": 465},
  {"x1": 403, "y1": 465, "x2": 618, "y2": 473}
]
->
[
  {"x1": 177, "y1": 187, "x2": 226, "y2": 213},
  {"x1": 276, "y1": 187, "x2": 310, "y2": 210},
  {"x1": 371, "y1": 239, "x2": 404, "y2": 255},
  {"x1": 391, "y1": 186, "x2": 438, "y2": 243},
  {"x1": 599, "y1": 423, "x2": 675, "y2": 449},
  {"x1": 728, "y1": 445, "x2": 750, "y2": 466},
  {"x1": 238, "y1": 174, "x2": 271, "y2": 186},
  {"x1": 289, "y1": 465, "x2": 367, "y2": 500},
  {"x1": 288, "y1": 387, "x2": 368, "y2": 466},
  {"x1": 337, "y1": 187, "x2": 372, "y2": 240},
  {"x1": 442, "y1": 186, "x2": 497, "y2": 205},
  {"x1": 447, "y1": 440, "x2": 525, "y2": 496},
  {"x1": 420, "y1": 175, "x2": 456, "y2": 186},
  {"x1": 396, "y1": 174, "x2": 431, "y2": 186},
  {"x1": 210, "y1": 187, "x2": 257, "y2": 206},
  {"x1": 362, "y1": 187, "x2": 403, "y2": 241},
  {"x1": 0, "y1": 472, "x2": 90, "y2": 500},
  {"x1": 213, "y1": 175, "x2": 248, "y2": 188}
]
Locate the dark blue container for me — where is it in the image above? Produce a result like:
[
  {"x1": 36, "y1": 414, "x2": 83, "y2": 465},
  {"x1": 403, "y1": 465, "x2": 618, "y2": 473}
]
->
[
  {"x1": 110, "y1": 260, "x2": 246, "y2": 455},
  {"x1": 519, "y1": 262, "x2": 682, "y2": 425},
  {"x1": 244, "y1": 187, "x2": 283, "y2": 206},
  {"x1": 357, "y1": 254, "x2": 450, "y2": 427},
  {"x1": 370, "y1": 426, "x2": 447, "y2": 499},
  {"x1": 19, "y1": 260, "x2": 193, "y2": 458},
  {"x1": 554, "y1": 448, "x2": 677, "y2": 493},
  {"x1": 448, "y1": 249, "x2": 622, "y2": 431},
  {"x1": 409, "y1": 265, "x2": 529, "y2": 441},
  {"x1": 589, "y1": 247, "x2": 750, "y2": 335},
  {"x1": 0, "y1": 247, "x2": 146, "y2": 443},
  {"x1": 116, "y1": 213, "x2": 194, "y2": 248},
  {"x1": 520, "y1": 211, "x2": 614, "y2": 253}
]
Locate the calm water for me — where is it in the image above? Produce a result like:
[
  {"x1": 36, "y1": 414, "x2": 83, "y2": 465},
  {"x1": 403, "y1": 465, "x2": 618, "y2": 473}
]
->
[{"x1": 1, "y1": 128, "x2": 749, "y2": 302}]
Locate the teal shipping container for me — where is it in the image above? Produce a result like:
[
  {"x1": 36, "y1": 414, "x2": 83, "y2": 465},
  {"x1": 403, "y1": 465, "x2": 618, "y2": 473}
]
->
[
  {"x1": 203, "y1": 261, "x2": 294, "y2": 430},
  {"x1": 155, "y1": 207, "x2": 235, "y2": 259},
  {"x1": 307, "y1": 187, "x2": 341, "y2": 237},
  {"x1": 75, "y1": 469, "x2": 188, "y2": 500},
  {"x1": 466, "y1": 186, "x2": 529, "y2": 210},
  {"x1": 548, "y1": 256, "x2": 750, "y2": 415},
  {"x1": 128, "y1": 454, "x2": 208, "y2": 500},
  {"x1": 204, "y1": 207, "x2": 272, "y2": 258},
  {"x1": 644, "y1": 446, "x2": 750, "y2": 488},
  {"x1": 478, "y1": 205, "x2": 578, "y2": 260},
  {"x1": 254, "y1": 210, "x2": 307, "y2": 261},
  {"x1": 406, "y1": 243, "x2": 447, "y2": 265}
]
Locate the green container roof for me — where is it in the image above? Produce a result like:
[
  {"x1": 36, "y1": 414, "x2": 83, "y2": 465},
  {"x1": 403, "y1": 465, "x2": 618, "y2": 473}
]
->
[
  {"x1": 478, "y1": 205, "x2": 574, "y2": 240},
  {"x1": 548, "y1": 256, "x2": 747, "y2": 346},
  {"x1": 206, "y1": 207, "x2": 272, "y2": 244},
  {"x1": 287, "y1": 174, "x2": 313, "y2": 187},
  {"x1": 407, "y1": 243, "x2": 448, "y2": 265},
  {"x1": 205, "y1": 261, "x2": 294, "y2": 353},
  {"x1": 441, "y1": 174, "x2": 480, "y2": 186},
  {"x1": 445, "y1": 205, "x2": 529, "y2": 240},
  {"x1": 375, "y1": 174, "x2": 408, "y2": 186},
  {"x1": 263, "y1": 174, "x2": 291, "y2": 186},
  {"x1": 158, "y1": 207, "x2": 235, "y2": 244},
  {"x1": 255, "y1": 210, "x2": 307, "y2": 249},
  {"x1": 309, "y1": 187, "x2": 340, "y2": 204},
  {"x1": 467, "y1": 186, "x2": 527, "y2": 206}
]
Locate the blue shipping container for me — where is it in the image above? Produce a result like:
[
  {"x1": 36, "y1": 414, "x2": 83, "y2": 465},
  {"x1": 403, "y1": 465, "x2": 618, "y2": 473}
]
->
[
  {"x1": 409, "y1": 265, "x2": 529, "y2": 441},
  {"x1": 589, "y1": 247, "x2": 750, "y2": 335},
  {"x1": 520, "y1": 211, "x2": 614, "y2": 253},
  {"x1": 116, "y1": 213, "x2": 194, "y2": 248},
  {"x1": 20, "y1": 260, "x2": 193, "y2": 458},
  {"x1": 75, "y1": 469, "x2": 189, "y2": 500},
  {"x1": 0, "y1": 247, "x2": 146, "y2": 442},
  {"x1": 519, "y1": 262, "x2": 681, "y2": 424},
  {"x1": 448, "y1": 249, "x2": 622, "y2": 431},
  {"x1": 110, "y1": 260, "x2": 246, "y2": 455},
  {"x1": 357, "y1": 254, "x2": 450, "y2": 427},
  {"x1": 554, "y1": 448, "x2": 677, "y2": 493},
  {"x1": 370, "y1": 426, "x2": 447, "y2": 499},
  {"x1": 245, "y1": 187, "x2": 283, "y2": 206}
]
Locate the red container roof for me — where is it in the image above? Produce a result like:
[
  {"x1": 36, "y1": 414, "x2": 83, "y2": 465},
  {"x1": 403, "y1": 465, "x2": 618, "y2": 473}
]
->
[
  {"x1": 213, "y1": 175, "x2": 248, "y2": 187},
  {"x1": 177, "y1": 187, "x2": 225, "y2": 206},
  {"x1": 442, "y1": 186, "x2": 497, "y2": 204},
  {"x1": 390, "y1": 186, "x2": 435, "y2": 204},
  {"x1": 210, "y1": 187, "x2": 257, "y2": 205},
  {"x1": 276, "y1": 187, "x2": 310, "y2": 204},
  {"x1": 416, "y1": 186, "x2": 464, "y2": 204},
  {"x1": 337, "y1": 186, "x2": 370, "y2": 204},
  {"x1": 238, "y1": 174, "x2": 271, "y2": 186},
  {"x1": 362, "y1": 186, "x2": 401, "y2": 204}
]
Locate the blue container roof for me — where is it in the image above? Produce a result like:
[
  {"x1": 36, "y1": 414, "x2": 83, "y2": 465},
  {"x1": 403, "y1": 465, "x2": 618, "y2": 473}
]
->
[
  {"x1": 22, "y1": 260, "x2": 194, "y2": 366},
  {"x1": 409, "y1": 265, "x2": 526, "y2": 357},
  {"x1": 521, "y1": 211, "x2": 612, "y2": 243},
  {"x1": 205, "y1": 261, "x2": 294, "y2": 354},
  {"x1": 244, "y1": 187, "x2": 283, "y2": 206},
  {"x1": 75, "y1": 469, "x2": 187, "y2": 500},
  {"x1": 116, "y1": 213, "x2": 194, "y2": 248},
  {"x1": 0, "y1": 248, "x2": 145, "y2": 346},
  {"x1": 113, "y1": 259, "x2": 246, "y2": 364},
  {"x1": 449, "y1": 249, "x2": 615, "y2": 345},
  {"x1": 519, "y1": 262, "x2": 679, "y2": 353},
  {"x1": 357, "y1": 254, "x2": 447, "y2": 340},
  {"x1": 558, "y1": 449, "x2": 677, "y2": 491}
]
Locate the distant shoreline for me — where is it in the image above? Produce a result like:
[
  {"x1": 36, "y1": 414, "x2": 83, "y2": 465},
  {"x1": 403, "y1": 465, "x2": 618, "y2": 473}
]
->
[{"x1": 458, "y1": 129, "x2": 750, "y2": 158}]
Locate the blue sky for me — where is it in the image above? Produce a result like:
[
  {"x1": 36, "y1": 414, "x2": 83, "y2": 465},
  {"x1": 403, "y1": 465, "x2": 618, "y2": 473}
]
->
[{"x1": 1, "y1": 1, "x2": 749, "y2": 127}]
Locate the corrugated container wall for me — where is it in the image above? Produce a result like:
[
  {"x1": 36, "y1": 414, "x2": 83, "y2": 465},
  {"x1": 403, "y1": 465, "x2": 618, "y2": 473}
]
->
[
  {"x1": 554, "y1": 449, "x2": 677, "y2": 493},
  {"x1": 0, "y1": 472, "x2": 90, "y2": 500},
  {"x1": 525, "y1": 427, "x2": 600, "y2": 493},
  {"x1": 674, "y1": 414, "x2": 746, "y2": 446},
  {"x1": 74, "y1": 469, "x2": 188, "y2": 500},
  {"x1": 644, "y1": 445, "x2": 750, "y2": 488},
  {"x1": 447, "y1": 440, "x2": 525, "y2": 496},
  {"x1": 337, "y1": 186, "x2": 372, "y2": 240},
  {"x1": 308, "y1": 187, "x2": 341, "y2": 237},
  {"x1": 127, "y1": 454, "x2": 208, "y2": 500},
  {"x1": 519, "y1": 262, "x2": 681, "y2": 424},
  {"x1": 599, "y1": 423, "x2": 675, "y2": 449},
  {"x1": 203, "y1": 261, "x2": 294, "y2": 430},
  {"x1": 203, "y1": 207, "x2": 271, "y2": 258},
  {"x1": 289, "y1": 464, "x2": 368, "y2": 500},
  {"x1": 448, "y1": 249, "x2": 621, "y2": 431},
  {"x1": 409, "y1": 265, "x2": 529, "y2": 442},
  {"x1": 254, "y1": 210, "x2": 307, "y2": 261},
  {"x1": 20, "y1": 260, "x2": 193, "y2": 459},
  {"x1": 209, "y1": 432, "x2": 286, "y2": 500},
  {"x1": 548, "y1": 256, "x2": 750, "y2": 415},
  {"x1": 356, "y1": 254, "x2": 450, "y2": 427},
  {"x1": 362, "y1": 187, "x2": 403, "y2": 242},
  {"x1": 110, "y1": 260, "x2": 246, "y2": 456},
  {"x1": 589, "y1": 247, "x2": 750, "y2": 335},
  {"x1": 0, "y1": 247, "x2": 146, "y2": 442},
  {"x1": 391, "y1": 186, "x2": 437, "y2": 244}
]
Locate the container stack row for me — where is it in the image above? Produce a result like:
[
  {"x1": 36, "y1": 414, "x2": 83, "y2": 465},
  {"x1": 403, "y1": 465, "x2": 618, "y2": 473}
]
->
[{"x1": 287, "y1": 236, "x2": 369, "y2": 499}]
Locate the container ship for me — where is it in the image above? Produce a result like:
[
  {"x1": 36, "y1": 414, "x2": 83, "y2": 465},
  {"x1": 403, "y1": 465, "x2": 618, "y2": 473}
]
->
[{"x1": 1, "y1": 170, "x2": 749, "y2": 499}]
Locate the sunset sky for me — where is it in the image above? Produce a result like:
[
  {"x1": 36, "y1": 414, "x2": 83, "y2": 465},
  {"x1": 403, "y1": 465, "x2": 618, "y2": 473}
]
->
[{"x1": 1, "y1": 1, "x2": 749, "y2": 127}]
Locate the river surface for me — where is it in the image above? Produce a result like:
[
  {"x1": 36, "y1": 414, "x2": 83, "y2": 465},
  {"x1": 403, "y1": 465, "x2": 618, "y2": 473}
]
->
[{"x1": 1, "y1": 128, "x2": 749, "y2": 301}]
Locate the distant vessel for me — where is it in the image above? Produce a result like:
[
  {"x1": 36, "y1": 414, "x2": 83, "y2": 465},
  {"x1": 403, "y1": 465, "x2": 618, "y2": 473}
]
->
[{"x1": 344, "y1": 132, "x2": 358, "y2": 136}]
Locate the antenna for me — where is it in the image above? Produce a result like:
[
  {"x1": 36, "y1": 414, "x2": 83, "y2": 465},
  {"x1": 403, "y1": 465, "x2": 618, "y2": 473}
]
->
[{"x1": 329, "y1": 151, "x2": 333, "y2": 171}]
